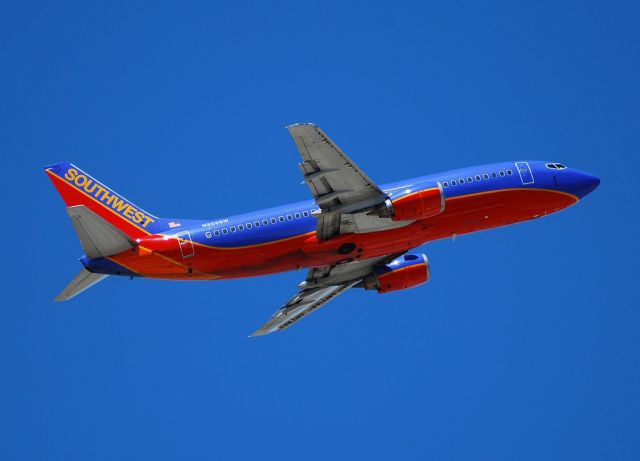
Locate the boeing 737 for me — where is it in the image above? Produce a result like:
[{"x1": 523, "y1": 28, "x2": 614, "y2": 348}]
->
[{"x1": 46, "y1": 124, "x2": 600, "y2": 335}]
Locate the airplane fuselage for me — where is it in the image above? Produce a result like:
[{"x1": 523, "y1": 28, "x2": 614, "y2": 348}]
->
[{"x1": 76, "y1": 160, "x2": 599, "y2": 280}]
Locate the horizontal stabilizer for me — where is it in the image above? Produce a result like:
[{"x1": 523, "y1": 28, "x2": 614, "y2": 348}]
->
[
  {"x1": 55, "y1": 268, "x2": 108, "y2": 302},
  {"x1": 67, "y1": 205, "x2": 136, "y2": 259}
]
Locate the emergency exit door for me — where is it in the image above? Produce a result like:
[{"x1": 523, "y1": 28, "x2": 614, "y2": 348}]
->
[{"x1": 176, "y1": 231, "x2": 195, "y2": 258}]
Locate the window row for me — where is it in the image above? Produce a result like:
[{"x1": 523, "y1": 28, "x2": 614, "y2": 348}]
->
[
  {"x1": 204, "y1": 210, "x2": 315, "y2": 238},
  {"x1": 442, "y1": 169, "x2": 513, "y2": 188}
]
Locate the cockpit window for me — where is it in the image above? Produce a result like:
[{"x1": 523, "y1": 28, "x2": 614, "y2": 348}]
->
[{"x1": 546, "y1": 162, "x2": 567, "y2": 170}]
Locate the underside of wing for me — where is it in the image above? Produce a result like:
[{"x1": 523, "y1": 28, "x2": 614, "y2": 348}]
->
[
  {"x1": 250, "y1": 283, "x2": 356, "y2": 336},
  {"x1": 250, "y1": 253, "x2": 405, "y2": 336}
]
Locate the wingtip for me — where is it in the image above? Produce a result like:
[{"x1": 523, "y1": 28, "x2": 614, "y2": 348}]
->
[{"x1": 286, "y1": 122, "x2": 317, "y2": 129}]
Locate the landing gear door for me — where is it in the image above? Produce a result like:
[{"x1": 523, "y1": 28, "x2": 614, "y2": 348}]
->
[
  {"x1": 515, "y1": 162, "x2": 535, "y2": 185},
  {"x1": 176, "y1": 231, "x2": 195, "y2": 259}
]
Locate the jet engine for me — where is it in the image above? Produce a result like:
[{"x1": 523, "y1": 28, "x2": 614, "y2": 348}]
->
[
  {"x1": 374, "y1": 182, "x2": 445, "y2": 221},
  {"x1": 362, "y1": 253, "x2": 430, "y2": 294}
]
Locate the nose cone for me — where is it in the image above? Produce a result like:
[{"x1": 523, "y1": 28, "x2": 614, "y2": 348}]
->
[{"x1": 562, "y1": 170, "x2": 600, "y2": 199}]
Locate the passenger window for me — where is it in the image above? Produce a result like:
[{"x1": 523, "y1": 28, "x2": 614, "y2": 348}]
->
[
  {"x1": 294, "y1": 212, "x2": 301, "y2": 219},
  {"x1": 230, "y1": 226, "x2": 236, "y2": 233},
  {"x1": 270, "y1": 218, "x2": 277, "y2": 224},
  {"x1": 499, "y1": 171, "x2": 505, "y2": 177},
  {"x1": 459, "y1": 178, "x2": 465, "y2": 184},
  {"x1": 286, "y1": 214, "x2": 293, "y2": 220},
  {"x1": 278, "y1": 216, "x2": 285, "y2": 222},
  {"x1": 492, "y1": 172, "x2": 497, "y2": 178},
  {"x1": 507, "y1": 169, "x2": 513, "y2": 175},
  {"x1": 222, "y1": 228, "x2": 228, "y2": 235},
  {"x1": 246, "y1": 223, "x2": 252, "y2": 229},
  {"x1": 303, "y1": 211, "x2": 309, "y2": 217},
  {"x1": 467, "y1": 177, "x2": 473, "y2": 182},
  {"x1": 214, "y1": 230, "x2": 220, "y2": 236},
  {"x1": 483, "y1": 174, "x2": 489, "y2": 179},
  {"x1": 263, "y1": 219, "x2": 269, "y2": 226},
  {"x1": 238, "y1": 224, "x2": 244, "y2": 231},
  {"x1": 443, "y1": 182, "x2": 449, "y2": 187},
  {"x1": 451, "y1": 180, "x2": 457, "y2": 186},
  {"x1": 475, "y1": 175, "x2": 481, "y2": 181},
  {"x1": 254, "y1": 221, "x2": 260, "y2": 227},
  {"x1": 205, "y1": 231, "x2": 212, "y2": 238}
]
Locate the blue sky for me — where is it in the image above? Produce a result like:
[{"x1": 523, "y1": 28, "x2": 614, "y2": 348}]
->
[{"x1": 2, "y1": 1, "x2": 639, "y2": 459}]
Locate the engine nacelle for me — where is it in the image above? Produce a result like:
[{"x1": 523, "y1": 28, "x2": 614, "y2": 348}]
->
[
  {"x1": 374, "y1": 183, "x2": 445, "y2": 221},
  {"x1": 362, "y1": 254, "x2": 430, "y2": 294}
]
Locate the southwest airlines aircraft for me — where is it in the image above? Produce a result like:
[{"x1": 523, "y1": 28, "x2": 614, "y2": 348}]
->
[{"x1": 46, "y1": 124, "x2": 600, "y2": 336}]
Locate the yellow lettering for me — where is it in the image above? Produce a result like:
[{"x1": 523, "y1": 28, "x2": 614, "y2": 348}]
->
[
  {"x1": 64, "y1": 168, "x2": 78, "y2": 182},
  {"x1": 123, "y1": 205, "x2": 135, "y2": 219},
  {"x1": 109, "y1": 196, "x2": 128, "y2": 213},
  {"x1": 100, "y1": 190, "x2": 114, "y2": 205},
  {"x1": 93, "y1": 185, "x2": 105, "y2": 199},
  {"x1": 133, "y1": 211, "x2": 145, "y2": 224},
  {"x1": 83, "y1": 179, "x2": 98, "y2": 194},
  {"x1": 66, "y1": 177, "x2": 153, "y2": 229},
  {"x1": 74, "y1": 174, "x2": 87, "y2": 187}
]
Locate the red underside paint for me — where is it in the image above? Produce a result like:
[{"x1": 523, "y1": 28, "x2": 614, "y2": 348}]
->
[
  {"x1": 377, "y1": 263, "x2": 429, "y2": 294},
  {"x1": 107, "y1": 188, "x2": 578, "y2": 280}
]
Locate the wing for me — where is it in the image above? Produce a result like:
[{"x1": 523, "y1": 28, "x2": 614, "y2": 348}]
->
[
  {"x1": 250, "y1": 253, "x2": 403, "y2": 336},
  {"x1": 55, "y1": 268, "x2": 108, "y2": 302},
  {"x1": 288, "y1": 123, "x2": 389, "y2": 240},
  {"x1": 250, "y1": 283, "x2": 355, "y2": 337}
]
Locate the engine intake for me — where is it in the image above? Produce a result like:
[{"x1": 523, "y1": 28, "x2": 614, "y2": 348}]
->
[{"x1": 363, "y1": 253, "x2": 430, "y2": 293}]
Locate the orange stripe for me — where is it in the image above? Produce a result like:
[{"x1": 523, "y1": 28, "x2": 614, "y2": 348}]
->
[{"x1": 105, "y1": 256, "x2": 141, "y2": 275}]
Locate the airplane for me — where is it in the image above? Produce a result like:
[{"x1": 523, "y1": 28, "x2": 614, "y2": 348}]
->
[{"x1": 45, "y1": 123, "x2": 600, "y2": 336}]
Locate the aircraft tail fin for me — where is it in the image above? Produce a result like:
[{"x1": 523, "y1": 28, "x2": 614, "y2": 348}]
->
[
  {"x1": 55, "y1": 268, "x2": 108, "y2": 302},
  {"x1": 45, "y1": 162, "x2": 162, "y2": 239}
]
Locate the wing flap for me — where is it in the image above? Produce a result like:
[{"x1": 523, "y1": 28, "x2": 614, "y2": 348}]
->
[{"x1": 250, "y1": 283, "x2": 355, "y2": 336}]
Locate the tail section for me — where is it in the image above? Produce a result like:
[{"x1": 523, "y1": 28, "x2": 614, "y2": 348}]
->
[
  {"x1": 46, "y1": 162, "x2": 169, "y2": 301},
  {"x1": 45, "y1": 162, "x2": 162, "y2": 239},
  {"x1": 67, "y1": 205, "x2": 136, "y2": 259},
  {"x1": 55, "y1": 268, "x2": 108, "y2": 302}
]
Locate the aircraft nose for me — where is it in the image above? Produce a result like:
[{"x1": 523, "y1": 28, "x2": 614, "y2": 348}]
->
[{"x1": 561, "y1": 170, "x2": 600, "y2": 199}]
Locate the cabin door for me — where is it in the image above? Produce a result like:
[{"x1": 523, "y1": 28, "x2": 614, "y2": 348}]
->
[
  {"x1": 176, "y1": 231, "x2": 195, "y2": 258},
  {"x1": 515, "y1": 162, "x2": 535, "y2": 185}
]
